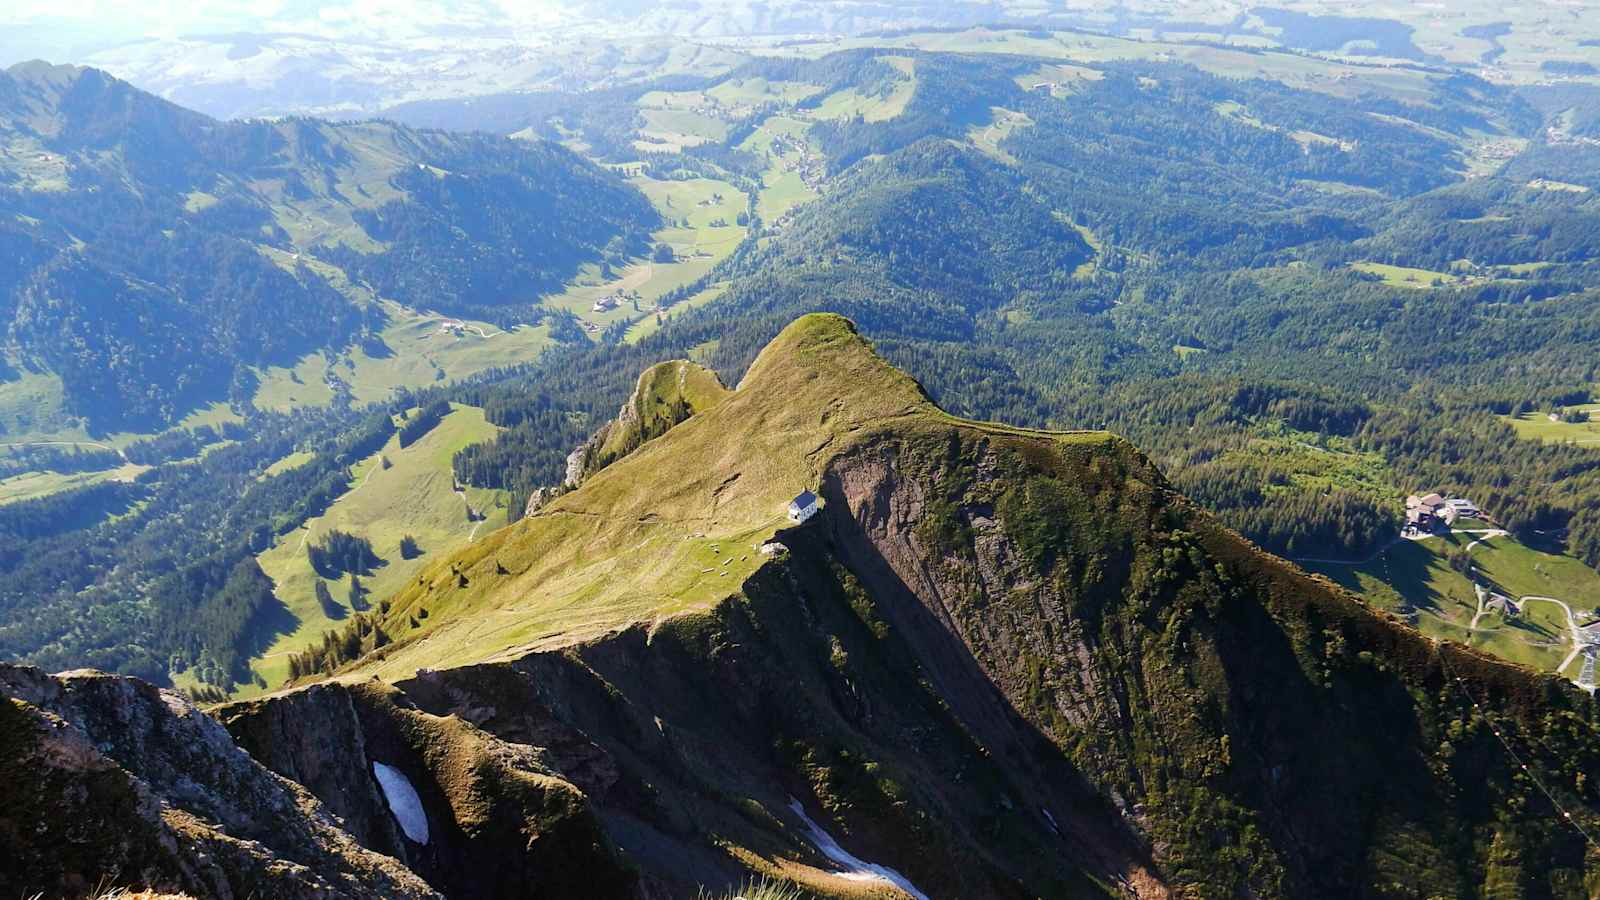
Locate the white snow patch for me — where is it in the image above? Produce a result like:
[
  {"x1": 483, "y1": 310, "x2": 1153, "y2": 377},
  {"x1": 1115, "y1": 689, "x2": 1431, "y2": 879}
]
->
[
  {"x1": 787, "y1": 798, "x2": 929, "y2": 900},
  {"x1": 373, "y1": 761, "x2": 429, "y2": 844}
]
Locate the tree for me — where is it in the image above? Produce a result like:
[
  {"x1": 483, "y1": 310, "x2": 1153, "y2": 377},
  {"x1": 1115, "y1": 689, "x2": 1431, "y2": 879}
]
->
[
  {"x1": 399, "y1": 535, "x2": 422, "y2": 560},
  {"x1": 314, "y1": 579, "x2": 344, "y2": 619},
  {"x1": 652, "y1": 243, "x2": 676, "y2": 264},
  {"x1": 348, "y1": 573, "x2": 368, "y2": 612}
]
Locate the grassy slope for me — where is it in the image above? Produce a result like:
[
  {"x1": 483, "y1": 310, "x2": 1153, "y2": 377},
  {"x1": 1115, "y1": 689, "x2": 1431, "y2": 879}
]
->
[
  {"x1": 1503, "y1": 406, "x2": 1600, "y2": 444},
  {"x1": 246, "y1": 404, "x2": 508, "y2": 692},
  {"x1": 1309, "y1": 529, "x2": 1600, "y2": 674},
  {"x1": 246, "y1": 313, "x2": 1600, "y2": 894},
  {"x1": 541, "y1": 173, "x2": 748, "y2": 338},
  {"x1": 254, "y1": 300, "x2": 555, "y2": 412},
  {"x1": 739, "y1": 115, "x2": 820, "y2": 226},
  {"x1": 809, "y1": 57, "x2": 917, "y2": 123},
  {"x1": 0, "y1": 462, "x2": 147, "y2": 505},
  {"x1": 593, "y1": 359, "x2": 732, "y2": 465},
  {"x1": 343, "y1": 314, "x2": 1112, "y2": 681}
]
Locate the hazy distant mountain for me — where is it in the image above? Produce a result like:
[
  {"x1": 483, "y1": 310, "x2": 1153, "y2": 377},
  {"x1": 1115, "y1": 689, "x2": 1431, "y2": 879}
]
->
[
  {"x1": 8, "y1": 1, "x2": 1004, "y2": 120},
  {"x1": 0, "y1": 62, "x2": 658, "y2": 431}
]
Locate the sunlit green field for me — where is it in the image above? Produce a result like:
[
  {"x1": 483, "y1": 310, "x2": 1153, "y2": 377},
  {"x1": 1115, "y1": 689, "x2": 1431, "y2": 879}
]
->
[
  {"x1": 625, "y1": 282, "x2": 729, "y2": 345},
  {"x1": 1501, "y1": 406, "x2": 1600, "y2": 445},
  {"x1": 0, "y1": 462, "x2": 148, "y2": 506},
  {"x1": 738, "y1": 116, "x2": 820, "y2": 225},
  {"x1": 808, "y1": 57, "x2": 916, "y2": 122},
  {"x1": 243, "y1": 403, "x2": 509, "y2": 694},
  {"x1": 540, "y1": 174, "x2": 749, "y2": 335},
  {"x1": 1308, "y1": 527, "x2": 1600, "y2": 675}
]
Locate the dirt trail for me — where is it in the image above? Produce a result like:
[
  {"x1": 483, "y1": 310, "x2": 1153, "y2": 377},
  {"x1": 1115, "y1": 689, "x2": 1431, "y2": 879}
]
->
[{"x1": 1521, "y1": 596, "x2": 1585, "y2": 674}]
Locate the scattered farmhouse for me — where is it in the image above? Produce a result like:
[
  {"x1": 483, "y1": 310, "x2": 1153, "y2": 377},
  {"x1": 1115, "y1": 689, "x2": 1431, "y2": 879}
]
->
[
  {"x1": 788, "y1": 490, "x2": 821, "y2": 524},
  {"x1": 1405, "y1": 493, "x2": 1450, "y2": 531},
  {"x1": 1405, "y1": 492, "x2": 1481, "y2": 533},
  {"x1": 592, "y1": 294, "x2": 621, "y2": 313}
]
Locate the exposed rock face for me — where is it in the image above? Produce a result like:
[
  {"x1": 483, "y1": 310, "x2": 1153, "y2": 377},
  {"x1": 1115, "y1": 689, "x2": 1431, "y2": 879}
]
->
[
  {"x1": 523, "y1": 485, "x2": 561, "y2": 518},
  {"x1": 220, "y1": 678, "x2": 638, "y2": 900},
  {"x1": 0, "y1": 665, "x2": 437, "y2": 900},
  {"x1": 224, "y1": 545, "x2": 1161, "y2": 897},
  {"x1": 817, "y1": 427, "x2": 1600, "y2": 896}
]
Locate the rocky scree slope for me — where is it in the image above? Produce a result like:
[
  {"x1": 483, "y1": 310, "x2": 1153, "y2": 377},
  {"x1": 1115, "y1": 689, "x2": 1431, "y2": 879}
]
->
[{"x1": 245, "y1": 315, "x2": 1600, "y2": 897}]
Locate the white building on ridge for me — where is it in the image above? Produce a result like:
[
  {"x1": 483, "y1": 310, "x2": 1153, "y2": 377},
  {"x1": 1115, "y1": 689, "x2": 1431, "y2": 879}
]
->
[{"x1": 788, "y1": 491, "x2": 821, "y2": 524}]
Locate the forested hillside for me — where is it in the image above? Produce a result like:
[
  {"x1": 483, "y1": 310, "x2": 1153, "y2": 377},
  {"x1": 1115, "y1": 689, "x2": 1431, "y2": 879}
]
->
[
  {"x1": 6, "y1": 30, "x2": 1600, "y2": 698},
  {"x1": 0, "y1": 62, "x2": 657, "y2": 432},
  {"x1": 419, "y1": 42, "x2": 1600, "y2": 684}
]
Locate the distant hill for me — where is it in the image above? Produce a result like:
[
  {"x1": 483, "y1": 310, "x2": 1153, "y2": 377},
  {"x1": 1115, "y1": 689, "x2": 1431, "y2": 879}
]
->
[{"x1": 0, "y1": 62, "x2": 659, "y2": 432}]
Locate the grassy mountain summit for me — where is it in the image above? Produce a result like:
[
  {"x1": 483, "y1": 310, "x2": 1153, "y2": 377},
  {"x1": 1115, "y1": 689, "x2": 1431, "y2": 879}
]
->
[
  {"x1": 351, "y1": 313, "x2": 960, "y2": 674},
  {"x1": 0, "y1": 62, "x2": 657, "y2": 432},
  {"x1": 255, "y1": 314, "x2": 1600, "y2": 896}
]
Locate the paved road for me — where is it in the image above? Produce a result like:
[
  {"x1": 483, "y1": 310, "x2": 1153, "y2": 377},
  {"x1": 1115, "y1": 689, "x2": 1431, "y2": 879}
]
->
[
  {"x1": 1464, "y1": 529, "x2": 1508, "y2": 551},
  {"x1": 1521, "y1": 595, "x2": 1586, "y2": 675}
]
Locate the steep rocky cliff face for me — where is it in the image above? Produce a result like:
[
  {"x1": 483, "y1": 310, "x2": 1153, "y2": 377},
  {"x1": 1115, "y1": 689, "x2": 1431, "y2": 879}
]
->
[
  {"x1": 227, "y1": 544, "x2": 1161, "y2": 897},
  {"x1": 10, "y1": 315, "x2": 1600, "y2": 898},
  {"x1": 219, "y1": 679, "x2": 636, "y2": 900},
  {"x1": 816, "y1": 424, "x2": 1600, "y2": 896},
  {"x1": 0, "y1": 665, "x2": 437, "y2": 900},
  {"x1": 230, "y1": 426, "x2": 1600, "y2": 896}
]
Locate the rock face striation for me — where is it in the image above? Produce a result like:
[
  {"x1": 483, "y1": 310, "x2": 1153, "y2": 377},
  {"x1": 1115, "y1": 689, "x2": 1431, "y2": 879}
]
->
[
  {"x1": 219, "y1": 679, "x2": 635, "y2": 899},
  {"x1": 7, "y1": 315, "x2": 1600, "y2": 898},
  {"x1": 0, "y1": 665, "x2": 438, "y2": 900}
]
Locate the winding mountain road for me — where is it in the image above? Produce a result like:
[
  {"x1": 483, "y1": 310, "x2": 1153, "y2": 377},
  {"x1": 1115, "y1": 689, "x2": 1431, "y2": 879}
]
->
[{"x1": 1521, "y1": 595, "x2": 1587, "y2": 675}]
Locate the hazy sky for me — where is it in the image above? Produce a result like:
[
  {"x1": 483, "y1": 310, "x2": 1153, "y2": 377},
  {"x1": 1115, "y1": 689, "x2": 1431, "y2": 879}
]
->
[{"x1": 1, "y1": 0, "x2": 576, "y2": 41}]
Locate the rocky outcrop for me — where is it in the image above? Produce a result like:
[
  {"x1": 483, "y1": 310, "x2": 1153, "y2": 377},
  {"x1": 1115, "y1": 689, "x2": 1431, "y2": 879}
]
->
[
  {"x1": 563, "y1": 359, "x2": 729, "y2": 489},
  {"x1": 0, "y1": 665, "x2": 437, "y2": 900},
  {"x1": 220, "y1": 678, "x2": 637, "y2": 900},
  {"x1": 523, "y1": 485, "x2": 561, "y2": 518}
]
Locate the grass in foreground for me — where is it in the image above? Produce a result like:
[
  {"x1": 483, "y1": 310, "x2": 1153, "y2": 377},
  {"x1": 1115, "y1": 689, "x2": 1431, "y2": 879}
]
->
[{"x1": 699, "y1": 878, "x2": 809, "y2": 900}]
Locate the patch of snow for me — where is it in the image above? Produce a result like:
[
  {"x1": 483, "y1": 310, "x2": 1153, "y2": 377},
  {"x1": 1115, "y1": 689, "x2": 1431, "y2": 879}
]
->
[
  {"x1": 373, "y1": 761, "x2": 429, "y2": 844},
  {"x1": 787, "y1": 798, "x2": 929, "y2": 900}
]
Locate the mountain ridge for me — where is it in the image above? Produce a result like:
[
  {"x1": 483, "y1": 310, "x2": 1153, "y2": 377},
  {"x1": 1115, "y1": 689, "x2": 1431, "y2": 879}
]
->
[
  {"x1": 0, "y1": 61, "x2": 658, "y2": 432},
  {"x1": 254, "y1": 314, "x2": 1600, "y2": 896}
]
